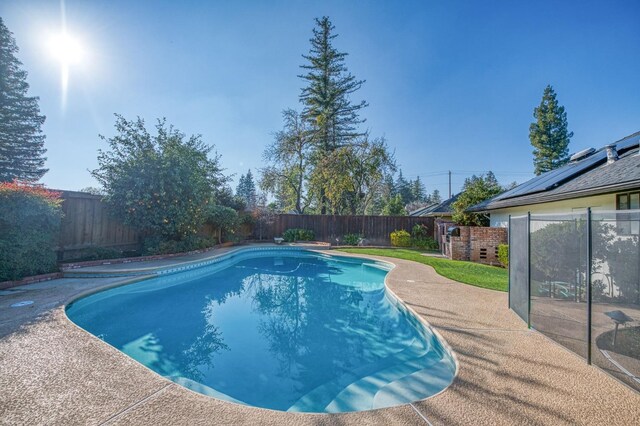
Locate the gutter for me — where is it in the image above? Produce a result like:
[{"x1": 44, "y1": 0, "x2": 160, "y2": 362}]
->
[{"x1": 468, "y1": 180, "x2": 640, "y2": 213}]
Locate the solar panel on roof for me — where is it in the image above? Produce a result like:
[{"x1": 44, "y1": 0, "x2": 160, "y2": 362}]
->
[
  {"x1": 495, "y1": 151, "x2": 607, "y2": 201},
  {"x1": 494, "y1": 132, "x2": 640, "y2": 202}
]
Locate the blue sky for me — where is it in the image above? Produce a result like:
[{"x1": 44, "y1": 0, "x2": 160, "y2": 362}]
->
[{"x1": 2, "y1": 0, "x2": 639, "y2": 197}]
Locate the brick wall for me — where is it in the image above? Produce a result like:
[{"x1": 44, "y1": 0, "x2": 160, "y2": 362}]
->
[{"x1": 448, "y1": 226, "x2": 507, "y2": 265}]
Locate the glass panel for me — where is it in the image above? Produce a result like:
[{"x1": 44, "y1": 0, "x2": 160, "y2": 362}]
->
[
  {"x1": 591, "y1": 211, "x2": 640, "y2": 392},
  {"x1": 509, "y1": 216, "x2": 529, "y2": 323},
  {"x1": 529, "y1": 213, "x2": 588, "y2": 359},
  {"x1": 618, "y1": 194, "x2": 629, "y2": 210}
]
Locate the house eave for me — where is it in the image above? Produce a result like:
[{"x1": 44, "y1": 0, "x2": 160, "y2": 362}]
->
[{"x1": 471, "y1": 180, "x2": 640, "y2": 213}]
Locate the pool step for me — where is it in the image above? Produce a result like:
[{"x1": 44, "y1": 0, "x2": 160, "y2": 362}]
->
[
  {"x1": 372, "y1": 359, "x2": 454, "y2": 409},
  {"x1": 287, "y1": 338, "x2": 433, "y2": 412},
  {"x1": 323, "y1": 353, "x2": 451, "y2": 413}
]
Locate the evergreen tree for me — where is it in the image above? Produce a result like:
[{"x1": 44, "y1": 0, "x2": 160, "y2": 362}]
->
[
  {"x1": 0, "y1": 18, "x2": 47, "y2": 182},
  {"x1": 431, "y1": 189, "x2": 442, "y2": 204},
  {"x1": 299, "y1": 16, "x2": 368, "y2": 213},
  {"x1": 410, "y1": 176, "x2": 426, "y2": 203},
  {"x1": 236, "y1": 169, "x2": 257, "y2": 210},
  {"x1": 382, "y1": 194, "x2": 406, "y2": 216},
  {"x1": 529, "y1": 85, "x2": 573, "y2": 175},
  {"x1": 395, "y1": 170, "x2": 412, "y2": 204}
]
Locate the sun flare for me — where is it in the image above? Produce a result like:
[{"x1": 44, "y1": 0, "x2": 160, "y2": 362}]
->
[{"x1": 48, "y1": 32, "x2": 83, "y2": 65}]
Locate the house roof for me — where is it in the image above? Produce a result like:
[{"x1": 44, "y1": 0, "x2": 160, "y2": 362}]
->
[
  {"x1": 410, "y1": 193, "x2": 460, "y2": 216},
  {"x1": 469, "y1": 131, "x2": 640, "y2": 212}
]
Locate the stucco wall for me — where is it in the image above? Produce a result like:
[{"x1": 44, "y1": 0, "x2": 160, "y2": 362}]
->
[{"x1": 489, "y1": 193, "x2": 616, "y2": 227}]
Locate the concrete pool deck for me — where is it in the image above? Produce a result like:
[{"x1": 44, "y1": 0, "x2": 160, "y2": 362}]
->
[{"x1": 0, "y1": 246, "x2": 638, "y2": 425}]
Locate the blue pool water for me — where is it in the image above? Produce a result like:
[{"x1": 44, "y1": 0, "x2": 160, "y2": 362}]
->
[{"x1": 66, "y1": 249, "x2": 456, "y2": 413}]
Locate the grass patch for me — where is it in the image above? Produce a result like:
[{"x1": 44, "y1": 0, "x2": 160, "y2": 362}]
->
[{"x1": 338, "y1": 248, "x2": 508, "y2": 292}]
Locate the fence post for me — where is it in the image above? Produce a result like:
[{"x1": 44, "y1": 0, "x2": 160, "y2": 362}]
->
[
  {"x1": 527, "y1": 211, "x2": 531, "y2": 329},
  {"x1": 508, "y1": 215, "x2": 511, "y2": 309},
  {"x1": 586, "y1": 207, "x2": 592, "y2": 364}
]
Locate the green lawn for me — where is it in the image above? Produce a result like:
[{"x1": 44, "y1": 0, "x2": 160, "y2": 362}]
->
[{"x1": 337, "y1": 248, "x2": 508, "y2": 292}]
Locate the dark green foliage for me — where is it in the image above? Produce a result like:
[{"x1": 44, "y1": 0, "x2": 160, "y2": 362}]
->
[
  {"x1": 299, "y1": 16, "x2": 368, "y2": 214},
  {"x1": 299, "y1": 16, "x2": 367, "y2": 153},
  {"x1": 431, "y1": 189, "x2": 442, "y2": 204},
  {"x1": 282, "y1": 228, "x2": 315, "y2": 242},
  {"x1": 395, "y1": 171, "x2": 412, "y2": 205},
  {"x1": 142, "y1": 235, "x2": 217, "y2": 255},
  {"x1": 0, "y1": 18, "x2": 47, "y2": 182},
  {"x1": 342, "y1": 233, "x2": 362, "y2": 246},
  {"x1": 0, "y1": 182, "x2": 62, "y2": 281},
  {"x1": 382, "y1": 194, "x2": 406, "y2": 216},
  {"x1": 390, "y1": 229, "x2": 412, "y2": 247},
  {"x1": 498, "y1": 244, "x2": 509, "y2": 268},
  {"x1": 236, "y1": 169, "x2": 257, "y2": 210},
  {"x1": 452, "y1": 172, "x2": 503, "y2": 226},
  {"x1": 74, "y1": 246, "x2": 123, "y2": 262},
  {"x1": 207, "y1": 204, "x2": 240, "y2": 244},
  {"x1": 410, "y1": 223, "x2": 438, "y2": 250},
  {"x1": 91, "y1": 115, "x2": 227, "y2": 254},
  {"x1": 530, "y1": 85, "x2": 573, "y2": 176}
]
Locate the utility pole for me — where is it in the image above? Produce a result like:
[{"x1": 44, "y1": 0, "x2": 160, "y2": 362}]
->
[{"x1": 448, "y1": 170, "x2": 452, "y2": 199}]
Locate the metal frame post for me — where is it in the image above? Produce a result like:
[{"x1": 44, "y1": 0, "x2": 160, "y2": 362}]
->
[
  {"x1": 508, "y1": 215, "x2": 512, "y2": 309},
  {"x1": 527, "y1": 212, "x2": 531, "y2": 329},
  {"x1": 586, "y1": 207, "x2": 593, "y2": 364}
]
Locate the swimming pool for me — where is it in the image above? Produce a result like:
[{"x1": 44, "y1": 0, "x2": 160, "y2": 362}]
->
[{"x1": 66, "y1": 249, "x2": 456, "y2": 413}]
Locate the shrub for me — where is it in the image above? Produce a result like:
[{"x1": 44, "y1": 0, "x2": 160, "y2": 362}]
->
[
  {"x1": 390, "y1": 229, "x2": 412, "y2": 247},
  {"x1": 411, "y1": 223, "x2": 430, "y2": 239},
  {"x1": 413, "y1": 236, "x2": 439, "y2": 251},
  {"x1": 75, "y1": 246, "x2": 123, "y2": 262},
  {"x1": 282, "y1": 228, "x2": 315, "y2": 242},
  {"x1": 342, "y1": 233, "x2": 362, "y2": 246},
  {"x1": 142, "y1": 235, "x2": 217, "y2": 255},
  {"x1": 91, "y1": 115, "x2": 228, "y2": 255},
  {"x1": 498, "y1": 244, "x2": 509, "y2": 268},
  {"x1": 207, "y1": 204, "x2": 239, "y2": 244},
  {"x1": 0, "y1": 181, "x2": 63, "y2": 281}
]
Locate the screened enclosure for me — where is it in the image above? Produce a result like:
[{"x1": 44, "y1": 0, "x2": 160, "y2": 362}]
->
[{"x1": 509, "y1": 209, "x2": 640, "y2": 391}]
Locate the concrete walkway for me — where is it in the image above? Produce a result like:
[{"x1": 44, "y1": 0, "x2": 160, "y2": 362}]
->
[{"x1": 0, "y1": 248, "x2": 638, "y2": 425}]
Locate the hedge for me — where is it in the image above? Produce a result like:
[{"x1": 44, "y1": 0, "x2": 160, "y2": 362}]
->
[{"x1": 0, "y1": 181, "x2": 63, "y2": 281}]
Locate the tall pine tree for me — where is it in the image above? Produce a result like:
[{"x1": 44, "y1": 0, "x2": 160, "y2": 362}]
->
[
  {"x1": 236, "y1": 169, "x2": 257, "y2": 210},
  {"x1": 0, "y1": 18, "x2": 47, "y2": 182},
  {"x1": 529, "y1": 85, "x2": 573, "y2": 176},
  {"x1": 299, "y1": 16, "x2": 367, "y2": 213}
]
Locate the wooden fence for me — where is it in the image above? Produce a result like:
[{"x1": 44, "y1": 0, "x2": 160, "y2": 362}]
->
[
  {"x1": 58, "y1": 191, "x2": 139, "y2": 260},
  {"x1": 56, "y1": 192, "x2": 435, "y2": 259},
  {"x1": 265, "y1": 214, "x2": 435, "y2": 245}
]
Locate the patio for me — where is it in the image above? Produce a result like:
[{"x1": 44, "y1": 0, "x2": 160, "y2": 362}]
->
[{"x1": 1, "y1": 246, "x2": 638, "y2": 425}]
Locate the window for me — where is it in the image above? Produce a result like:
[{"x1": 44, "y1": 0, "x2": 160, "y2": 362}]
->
[{"x1": 616, "y1": 192, "x2": 640, "y2": 234}]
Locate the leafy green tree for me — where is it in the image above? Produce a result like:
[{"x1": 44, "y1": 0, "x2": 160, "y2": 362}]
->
[
  {"x1": 530, "y1": 85, "x2": 573, "y2": 175},
  {"x1": 452, "y1": 172, "x2": 503, "y2": 226},
  {"x1": 236, "y1": 169, "x2": 257, "y2": 210},
  {"x1": 299, "y1": 16, "x2": 368, "y2": 214},
  {"x1": 382, "y1": 194, "x2": 406, "y2": 216},
  {"x1": 91, "y1": 115, "x2": 227, "y2": 252},
  {"x1": 207, "y1": 204, "x2": 239, "y2": 244},
  {"x1": 367, "y1": 173, "x2": 394, "y2": 215},
  {"x1": 314, "y1": 136, "x2": 395, "y2": 214},
  {"x1": 0, "y1": 18, "x2": 47, "y2": 182},
  {"x1": 261, "y1": 109, "x2": 313, "y2": 214}
]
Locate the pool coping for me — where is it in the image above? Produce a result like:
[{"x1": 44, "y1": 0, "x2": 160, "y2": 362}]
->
[{"x1": 1, "y1": 244, "x2": 639, "y2": 425}]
